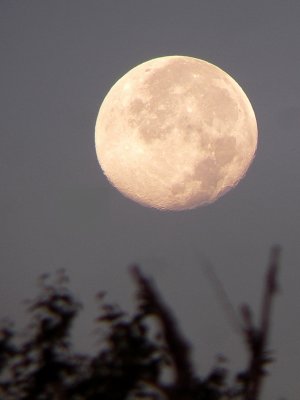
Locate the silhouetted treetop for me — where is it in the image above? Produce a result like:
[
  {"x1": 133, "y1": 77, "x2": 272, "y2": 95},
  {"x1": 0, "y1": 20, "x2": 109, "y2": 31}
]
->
[{"x1": 0, "y1": 247, "x2": 281, "y2": 399}]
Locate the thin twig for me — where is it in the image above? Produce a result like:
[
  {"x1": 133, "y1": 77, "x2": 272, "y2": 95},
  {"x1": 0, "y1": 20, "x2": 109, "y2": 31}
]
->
[
  {"x1": 243, "y1": 245, "x2": 280, "y2": 400},
  {"x1": 201, "y1": 258, "x2": 242, "y2": 335}
]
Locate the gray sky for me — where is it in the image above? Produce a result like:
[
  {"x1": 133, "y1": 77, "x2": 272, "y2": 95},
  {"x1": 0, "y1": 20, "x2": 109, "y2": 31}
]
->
[{"x1": 1, "y1": 1, "x2": 300, "y2": 398}]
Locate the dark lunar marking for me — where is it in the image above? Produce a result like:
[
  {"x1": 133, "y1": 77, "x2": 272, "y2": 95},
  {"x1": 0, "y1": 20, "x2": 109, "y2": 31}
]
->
[
  {"x1": 144, "y1": 59, "x2": 198, "y2": 98},
  {"x1": 128, "y1": 99, "x2": 174, "y2": 142},
  {"x1": 202, "y1": 87, "x2": 238, "y2": 127},
  {"x1": 192, "y1": 158, "x2": 221, "y2": 191},
  {"x1": 128, "y1": 98, "x2": 145, "y2": 114},
  {"x1": 214, "y1": 136, "x2": 237, "y2": 166}
]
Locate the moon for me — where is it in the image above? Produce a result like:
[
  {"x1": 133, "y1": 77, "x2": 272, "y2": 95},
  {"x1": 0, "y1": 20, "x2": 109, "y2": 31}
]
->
[{"x1": 95, "y1": 55, "x2": 257, "y2": 210}]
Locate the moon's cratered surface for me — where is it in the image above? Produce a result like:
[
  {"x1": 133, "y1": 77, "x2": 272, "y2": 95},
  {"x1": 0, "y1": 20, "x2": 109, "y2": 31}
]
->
[{"x1": 95, "y1": 56, "x2": 258, "y2": 210}]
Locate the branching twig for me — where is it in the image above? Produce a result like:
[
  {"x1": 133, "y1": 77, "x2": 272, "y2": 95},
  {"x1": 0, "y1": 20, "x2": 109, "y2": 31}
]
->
[
  {"x1": 241, "y1": 245, "x2": 280, "y2": 400},
  {"x1": 202, "y1": 258, "x2": 242, "y2": 335}
]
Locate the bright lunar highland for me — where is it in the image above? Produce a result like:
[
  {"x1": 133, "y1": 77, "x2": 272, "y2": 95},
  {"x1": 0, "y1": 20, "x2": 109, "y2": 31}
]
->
[{"x1": 95, "y1": 56, "x2": 258, "y2": 210}]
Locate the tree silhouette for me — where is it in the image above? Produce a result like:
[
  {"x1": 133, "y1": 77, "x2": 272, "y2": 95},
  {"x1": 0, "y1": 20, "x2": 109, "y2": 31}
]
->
[{"x1": 0, "y1": 247, "x2": 280, "y2": 399}]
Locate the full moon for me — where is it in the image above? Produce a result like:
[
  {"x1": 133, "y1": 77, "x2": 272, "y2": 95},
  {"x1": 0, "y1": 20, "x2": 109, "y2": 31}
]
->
[{"x1": 95, "y1": 56, "x2": 257, "y2": 210}]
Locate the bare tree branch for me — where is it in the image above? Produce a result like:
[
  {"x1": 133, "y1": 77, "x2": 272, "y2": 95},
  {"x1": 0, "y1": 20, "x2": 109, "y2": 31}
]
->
[
  {"x1": 131, "y1": 265, "x2": 196, "y2": 391},
  {"x1": 242, "y1": 245, "x2": 281, "y2": 400}
]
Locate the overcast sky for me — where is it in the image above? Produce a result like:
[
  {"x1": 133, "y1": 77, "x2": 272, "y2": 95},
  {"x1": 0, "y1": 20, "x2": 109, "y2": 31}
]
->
[{"x1": 1, "y1": 1, "x2": 300, "y2": 399}]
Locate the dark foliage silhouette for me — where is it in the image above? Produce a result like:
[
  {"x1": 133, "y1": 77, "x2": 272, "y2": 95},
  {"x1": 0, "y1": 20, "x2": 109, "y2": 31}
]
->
[{"x1": 0, "y1": 247, "x2": 280, "y2": 399}]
